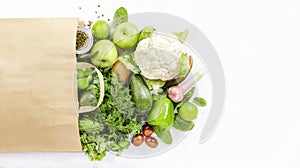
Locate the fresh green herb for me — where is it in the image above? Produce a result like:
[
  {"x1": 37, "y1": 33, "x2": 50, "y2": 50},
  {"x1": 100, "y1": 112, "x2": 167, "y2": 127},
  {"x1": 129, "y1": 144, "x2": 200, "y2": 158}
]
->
[
  {"x1": 79, "y1": 70, "x2": 141, "y2": 161},
  {"x1": 154, "y1": 126, "x2": 173, "y2": 144},
  {"x1": 193, "y1": 97, "x2": 207, "y2": 107},
  {"x1": 110, "y1": 73, "x2": 136, "y2": 119},
  {"x1": 113, "y1": 7, "x2": 128, "y2": 28},
  {"x1": 139, "y1": 26, "x2": 156, "y2": 41},
  {"x1": 80, "y1": 131, "x2": 106, "y2": 161},
  {"x1": 79, "y1": 118, "x2": 105, "y2": 135},
  {"x1": 173, "y1": 114, "x2": 194, "y2": 131},
  {"x1": 173, "y1": 29, "x2": 189, "y2": 43},
  {"x1": 118, "y1": 55, "x2": 141, "y2": 74},
  {"x1": 176, "y1": 87, "x2": 195, "y2": 108}
]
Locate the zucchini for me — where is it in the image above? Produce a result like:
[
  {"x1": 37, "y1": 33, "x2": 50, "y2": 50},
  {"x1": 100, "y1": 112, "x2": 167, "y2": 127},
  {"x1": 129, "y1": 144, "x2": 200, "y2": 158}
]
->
[{"x1": 130, "y1": 75, "x2": 152, "y2": 113}]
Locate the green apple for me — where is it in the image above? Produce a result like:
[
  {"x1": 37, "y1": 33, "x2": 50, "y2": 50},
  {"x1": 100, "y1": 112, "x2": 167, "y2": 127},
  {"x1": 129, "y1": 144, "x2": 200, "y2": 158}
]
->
[
  {"x1": 90, "y1": 40, "x2": 118, "y2": 68},
  {"x1": 113, "y1": 22, "x2": 139, "y2": 49},
  {"x1": 92, "y1": 20, "x2": 110, "y2": 39}
]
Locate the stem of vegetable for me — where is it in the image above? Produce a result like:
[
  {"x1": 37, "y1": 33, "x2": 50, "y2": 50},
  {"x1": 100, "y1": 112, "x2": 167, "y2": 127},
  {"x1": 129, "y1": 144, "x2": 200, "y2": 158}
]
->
[
  {"x1": 168, "y1": 70, "x2": 205, "y2": 103},
  {"x1": 77, "y1": 51, "x2": 99, "y2": 61}
]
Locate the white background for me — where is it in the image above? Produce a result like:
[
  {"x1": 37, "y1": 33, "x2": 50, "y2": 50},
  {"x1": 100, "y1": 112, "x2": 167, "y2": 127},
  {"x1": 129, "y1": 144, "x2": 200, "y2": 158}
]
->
[{"x1": 0, "y1": 0, "x2": 300, "y2": 167}]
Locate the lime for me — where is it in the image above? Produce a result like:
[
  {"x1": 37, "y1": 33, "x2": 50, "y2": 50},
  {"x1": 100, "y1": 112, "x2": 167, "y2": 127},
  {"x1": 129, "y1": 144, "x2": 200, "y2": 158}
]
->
[{"x1": 92, "y1": 20, "x2": 110, "y2": 39}]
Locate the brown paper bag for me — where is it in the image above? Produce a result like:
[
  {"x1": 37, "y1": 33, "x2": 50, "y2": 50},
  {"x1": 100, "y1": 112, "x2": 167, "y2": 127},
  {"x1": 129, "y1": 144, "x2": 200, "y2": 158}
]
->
[{"x1": 0, "y1": 18, "x2": 82, "y2": 152}]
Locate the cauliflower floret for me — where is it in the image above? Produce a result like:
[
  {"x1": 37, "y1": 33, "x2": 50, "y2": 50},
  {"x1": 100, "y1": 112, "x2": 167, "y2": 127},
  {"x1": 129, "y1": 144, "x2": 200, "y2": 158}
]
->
[{"x1": 133, "y1": 34, "x2": 185, "y2": 81}]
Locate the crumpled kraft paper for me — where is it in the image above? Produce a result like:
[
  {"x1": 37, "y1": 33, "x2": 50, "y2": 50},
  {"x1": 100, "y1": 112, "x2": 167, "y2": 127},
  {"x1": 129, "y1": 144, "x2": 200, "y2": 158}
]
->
[{"x1": 0, "y1": 18, "x2": 82, "y2": 152}]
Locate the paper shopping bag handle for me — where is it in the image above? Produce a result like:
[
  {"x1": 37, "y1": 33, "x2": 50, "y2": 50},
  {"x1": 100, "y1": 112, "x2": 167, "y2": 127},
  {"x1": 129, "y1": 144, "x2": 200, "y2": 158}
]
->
[{"x1": 75, "y1": 62, "x2": 105, "y2": 113}]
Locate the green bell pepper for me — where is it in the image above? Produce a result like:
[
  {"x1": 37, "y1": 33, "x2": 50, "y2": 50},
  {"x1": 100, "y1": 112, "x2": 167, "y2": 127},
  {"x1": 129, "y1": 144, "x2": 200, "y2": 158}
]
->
[{"x1": 148, "y1": 97, "x2": 174, "y2": 130}]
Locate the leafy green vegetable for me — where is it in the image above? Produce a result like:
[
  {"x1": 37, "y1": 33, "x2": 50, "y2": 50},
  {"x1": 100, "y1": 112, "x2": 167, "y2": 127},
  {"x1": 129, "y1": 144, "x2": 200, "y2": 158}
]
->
[
  {"x1": 173, "y1": 114, "x2": 194, "y2": 131},
  {"x1": 193, "y1": 97, "x2": 207, "y2": 107},
  {"x1": 176, "y1": 87, "x2": 195, "y2": 108},
  {"x1": 113, "y1": 7, "x2": 128, "y2": 28},
  {"x1": 173, "y1": 29, "x2": 189, "y2": 43},
  {"x1": 154, "y1": 126, "x2": 173, "y2": 144},
  {"x1": 79, "y1": 118, "x2": 105, "y2": 135},
  {"x1": 78, "y1": 69, "x2": 100, "y2": 106},
  {"x1": 139, "y1": 26, "x2": 156, "y2": 41},
  {"x1": 77, "y1": 68, "x2": 96, "y2": 90},
  {"x1": 118, "y1": 55, "x2": 141, "y2": 74},
  {"x1": 86, "y1": 84, "x2": 100, "y2": 100},
  {"x1": 144, "y1": 78, "x2": 165, "y2": 91},
  {"x1": 80, "y1": 131, "x2": 106, "y2": 161},
  {"x1": 78, "y1": 78, "x2": 89, "y2": 90},
  {"x1": 79, "y1": 91, "x2": 97, "y2": 106},
  {"x1": 143, "y1": 78, "x2": 166, "y2": 100},
  {"x1": 79, "y1": 70, "x2": 141, "y2": 161},
  {"x1": 77, "y1": 68, "x2": 95, "y2": 78},
  {"x1": 177, "y1": 53, "x2": 190, "y2": 78}
]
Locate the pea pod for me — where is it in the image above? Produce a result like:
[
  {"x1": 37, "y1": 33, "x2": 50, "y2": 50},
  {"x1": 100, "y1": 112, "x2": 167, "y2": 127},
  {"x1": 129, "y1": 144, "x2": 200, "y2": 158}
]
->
[
  {"x1": 148, "y1": 97, "x2": 174, "y2": 130},
  {"x1": 130, "y1": 74, "x2": 152, "y2": 113}
]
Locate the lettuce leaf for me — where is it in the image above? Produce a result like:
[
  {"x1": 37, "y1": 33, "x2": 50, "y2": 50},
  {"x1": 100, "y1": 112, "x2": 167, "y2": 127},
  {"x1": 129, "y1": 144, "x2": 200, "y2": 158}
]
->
[{"x1": 177, "y1": 53, "x2": 190, "y2": 78}]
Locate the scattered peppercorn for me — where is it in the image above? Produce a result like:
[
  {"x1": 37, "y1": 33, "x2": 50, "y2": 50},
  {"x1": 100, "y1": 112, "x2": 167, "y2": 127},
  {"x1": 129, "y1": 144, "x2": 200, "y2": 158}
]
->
[{"x1": 87, "y1": 21, "x2": 93, "y2": 27}]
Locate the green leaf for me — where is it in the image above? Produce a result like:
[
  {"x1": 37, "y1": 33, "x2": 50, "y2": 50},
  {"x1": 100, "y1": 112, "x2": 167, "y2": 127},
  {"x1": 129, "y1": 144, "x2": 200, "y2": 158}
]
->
[
  {"x1": 139, "y1": 26, "x2": 156, "y2": 41},
  {"x1": 79, "y1": 118, "x2": 94, "y2": 131},
  {"x1": 118, "y1": 55, "x2": 141, "y2": 74},
  {"x1": 79, "y1": 91, "x2": 97, "y2": 106},
  {"x1": 78, "y1": 70, "x2": 142, "y2": 161},
  {"x1": 154, "y1": 126, "x2": 173, "y2": 144},
  {"x1": 173, "y1": 114, "x2": 194, "y2": 131},
  {"x1": 113, "y1": 7, "x2": 128, "y2": 28},
  {"x1": 193, "y1": 97, "x2": 207, "y2": 107},
  {"x1": 173, "y1": 29, "x2": 189, "y2": 43},
  {"x1": 177, "y1": 53, "x2": 190, "y2": 78},
  {"x1": 144, "y1": 78, "x2": 165, "y2": 91},
  {"x1": 77, "y1": 68, "x2": 95, "y2": 78}
]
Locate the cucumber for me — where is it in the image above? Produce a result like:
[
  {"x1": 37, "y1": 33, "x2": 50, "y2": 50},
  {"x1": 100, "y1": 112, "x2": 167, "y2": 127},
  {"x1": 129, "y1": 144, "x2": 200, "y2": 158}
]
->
[{"x1": 130, "y1": 75, "x2": 152, "y2": 113}]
